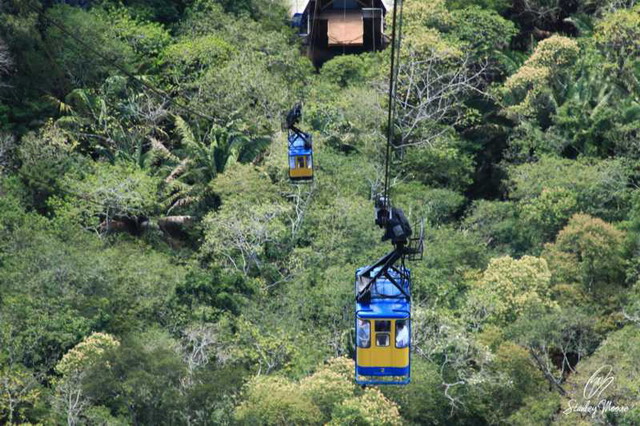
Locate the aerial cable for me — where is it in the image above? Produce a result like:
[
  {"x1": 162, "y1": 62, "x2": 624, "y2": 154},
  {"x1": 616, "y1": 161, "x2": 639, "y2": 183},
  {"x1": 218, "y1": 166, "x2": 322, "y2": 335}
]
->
[
  {"x1": 343, "y1": 0, "x2": 347, "y2": 55},
  {"x1": 290, "y1": 1, "x2": 319, "y2": 126},
  {"x1": 24, "y1": 3, "x2": 217, "y2": 123},
  {"x1": 371, "y1": 4, "x2": 376, "y2": 52},
  {"x1": 392, "y1": 0, "x2": 404, "y2": 155},
  {"x1": 308, "y1": 0, "x2": 320, "y2": 67},
  {"x1": 382, "y1": 0, "x2": 403, "y2": 206},
  {"x1": 395, "y1": 0, "x2": 405, "y2": 84}
]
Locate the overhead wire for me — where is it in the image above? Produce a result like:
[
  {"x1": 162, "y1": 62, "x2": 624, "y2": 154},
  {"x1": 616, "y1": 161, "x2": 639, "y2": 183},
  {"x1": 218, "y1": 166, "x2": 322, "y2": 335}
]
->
[
  {"x1": 382, "y1": 0, "x2": 403, "y2": 205},
  {"x1": 342, "y1": 0, "x2": 347, "y2": 55},
  {"x1": 308, "y1": 0, "x2": 320, "y2": 66},
  {"x1": 371, "y1": 3, "x2": 376, "y2": 53}
]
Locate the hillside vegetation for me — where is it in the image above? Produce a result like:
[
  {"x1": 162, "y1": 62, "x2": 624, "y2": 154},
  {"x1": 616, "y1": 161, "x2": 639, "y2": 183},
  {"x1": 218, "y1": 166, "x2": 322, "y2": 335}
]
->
[{"x1": 1, "y1": 0, "x2": 640, "y2": 424}]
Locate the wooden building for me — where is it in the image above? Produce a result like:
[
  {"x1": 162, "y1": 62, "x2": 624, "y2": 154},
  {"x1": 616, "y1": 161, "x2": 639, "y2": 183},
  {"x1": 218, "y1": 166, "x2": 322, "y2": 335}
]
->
[{"x1": 291, "y1": 0, "x2": 392, "y2": 67}]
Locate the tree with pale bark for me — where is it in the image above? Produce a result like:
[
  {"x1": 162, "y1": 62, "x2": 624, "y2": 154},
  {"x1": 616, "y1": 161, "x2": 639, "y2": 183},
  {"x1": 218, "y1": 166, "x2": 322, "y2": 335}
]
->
[{"x1": 0, "y1": 38, "x2": 11, "y2": 80}]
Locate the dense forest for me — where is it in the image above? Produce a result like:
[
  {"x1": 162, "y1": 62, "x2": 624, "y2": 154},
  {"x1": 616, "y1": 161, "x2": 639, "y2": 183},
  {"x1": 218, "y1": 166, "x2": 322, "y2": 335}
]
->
[{"x1": 1, "y1": 0, "x2": 639, "y2": 424}]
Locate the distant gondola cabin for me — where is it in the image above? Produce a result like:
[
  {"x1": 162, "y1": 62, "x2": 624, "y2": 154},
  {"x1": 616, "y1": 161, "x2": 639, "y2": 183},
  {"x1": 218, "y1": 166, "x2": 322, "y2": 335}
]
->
[
  {"x1": 290, "y1": 0, "x2": 392, "y2": 67},
  {"x1": 355, "y1": 265, "x2": 411, "y2": 385},
  {"x1": 288, "y1": 131, "x2": 314, "y2": 181}
]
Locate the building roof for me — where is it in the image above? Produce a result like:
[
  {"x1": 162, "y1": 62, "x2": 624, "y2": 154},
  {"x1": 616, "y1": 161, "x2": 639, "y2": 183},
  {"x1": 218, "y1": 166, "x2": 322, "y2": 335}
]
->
[{"x1": 289, "y1": 1, "x2": 394, "y2": 16}]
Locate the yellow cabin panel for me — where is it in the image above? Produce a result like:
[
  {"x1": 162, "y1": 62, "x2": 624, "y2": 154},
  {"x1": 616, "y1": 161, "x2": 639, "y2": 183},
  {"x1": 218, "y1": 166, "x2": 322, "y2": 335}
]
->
[
  {"x1": 357, "y1": 319, "x2": 409, "y2": 368},
  {"x1": 290, "y1": 167, "x2": 313, "y2": 178}
]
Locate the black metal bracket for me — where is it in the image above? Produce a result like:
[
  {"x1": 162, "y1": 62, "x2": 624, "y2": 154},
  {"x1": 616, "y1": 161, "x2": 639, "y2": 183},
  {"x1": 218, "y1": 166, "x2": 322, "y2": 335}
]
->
[
  {"x1": 356, "y1": 247, "x2": 410, "y2": 303},
  {"x1": 405, "y1": 220, "x2": 424, "y2": 261},
  {"x1": 356, "y1": 219, "x2": 424, "y2": 303},
  {"x1": 288, "y1": 127, "x2": 311, "y2": 148},
  {"x1": 285, "y1": 103, "x2": 312, "y2": 149}
]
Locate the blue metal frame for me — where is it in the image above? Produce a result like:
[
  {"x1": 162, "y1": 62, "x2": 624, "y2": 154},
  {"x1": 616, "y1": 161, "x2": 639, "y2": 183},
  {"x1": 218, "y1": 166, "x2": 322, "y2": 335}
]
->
[
  {"x1": 355, "y1": 267, "x2": 411, "y2": 386},
  {"x1": 291, "y1": 12, "x2": 303, "y2": 28},
  {"x1": 288, "y1": 132, "x2": 313, "y2": 181}
]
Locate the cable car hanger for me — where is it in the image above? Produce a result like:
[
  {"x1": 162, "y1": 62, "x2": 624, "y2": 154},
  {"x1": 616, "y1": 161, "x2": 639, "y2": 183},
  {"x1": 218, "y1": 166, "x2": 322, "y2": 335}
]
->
[
  {"x1": 285, "y1": 103, "x2": 311, "y2": 147},
  {"x1": 354, "y1": 0, "x2": 423, "y2": 387},
  {"x1": 356, "y1": 0, "x2": 421, "y2": 304}
]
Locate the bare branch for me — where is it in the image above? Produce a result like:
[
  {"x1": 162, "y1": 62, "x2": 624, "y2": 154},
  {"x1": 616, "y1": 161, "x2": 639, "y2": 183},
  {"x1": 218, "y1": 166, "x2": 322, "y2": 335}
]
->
[
  {"x1": 0, "y1": 38, "x2": 12, "y2": 76},
  {"x1": 393, "y1": 47, "x2": 490, "y2": 147},
  {"x1": 623, "y1": 308, "x2": 640, "y2": 325},
  {"x1": 0, "y1": 133, "x2": 16, "y2": 174},
  {"x1": 0, "y1": 38, "x2": 13, "y2": 90}
]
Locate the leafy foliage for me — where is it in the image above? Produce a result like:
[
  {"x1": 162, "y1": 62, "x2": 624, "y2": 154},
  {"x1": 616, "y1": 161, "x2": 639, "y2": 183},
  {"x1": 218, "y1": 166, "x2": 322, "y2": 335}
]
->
[
  {"x1": 235, "y1": 357, "x2": 402, "y2": 425},
  {"x1": 543, "y1": 213, "x2": 626, "y2": 294},
  {"x1": 0, "y1": 0, "x2": 639, "y2": 423},
  {"x1": 468, "y1": 255, "x2": 557, "y2": 325}
]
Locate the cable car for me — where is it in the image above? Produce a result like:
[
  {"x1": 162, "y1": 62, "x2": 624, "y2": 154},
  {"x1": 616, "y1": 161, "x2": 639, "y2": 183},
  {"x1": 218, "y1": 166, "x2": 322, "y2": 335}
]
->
[
  {"x1": 355, "y1": 263, "x2": 411, "y2": 385},
  {"x1": 285, "y1": 103, "x2": 314, "y2": 182},
  {"x1": 288, "y1": 131, "x2": 314, "y2": 182}
]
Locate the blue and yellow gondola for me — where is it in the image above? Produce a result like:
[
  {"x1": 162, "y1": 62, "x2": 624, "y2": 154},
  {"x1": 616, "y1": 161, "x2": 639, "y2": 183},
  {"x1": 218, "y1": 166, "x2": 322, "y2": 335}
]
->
[
  {"x1": 355, "y1": 266, "x2": 411, "y2": 385},
  {"x1": 288, "y1": 131, "x2": 313, "y2": 182}
]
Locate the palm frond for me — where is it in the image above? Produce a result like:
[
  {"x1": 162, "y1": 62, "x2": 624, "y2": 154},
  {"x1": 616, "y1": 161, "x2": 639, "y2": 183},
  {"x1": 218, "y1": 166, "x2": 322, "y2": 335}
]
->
[
  {"x1": 149, "y1": 137, "x2": 178, "y2": 161},
  {"x1": 167, "y1": 196, "x2": 200, "y2": 214},
  {"x1": 166, "y1": 158, "x2": 190, "y2": 183},
  {"x1": 45, "y1": 94, "x2": 74, "y2": 115},
  {"x1": 175, "y1": 115, "x2": 198, "y2": 148}
]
